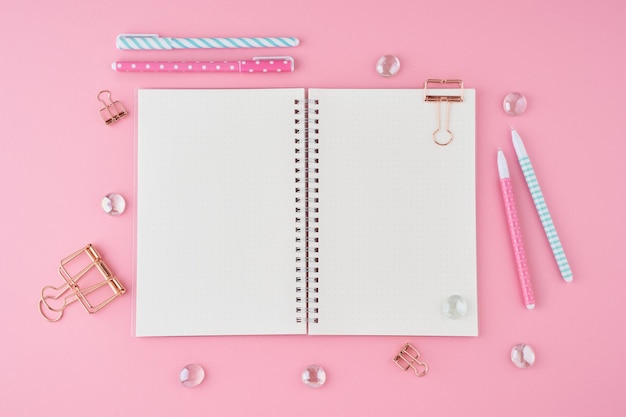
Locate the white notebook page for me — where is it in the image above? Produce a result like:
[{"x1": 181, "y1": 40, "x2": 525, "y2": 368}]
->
[
  {"x1": 135, "y1": 88, "x2": 306, "y2": 336},
  {"x1": 309, "y1": 89, "x2": 477, "y2": 336}
]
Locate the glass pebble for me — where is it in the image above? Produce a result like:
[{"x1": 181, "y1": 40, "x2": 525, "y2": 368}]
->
[
  {"x1": 442, "y1": 295, "x2": 468, "y2": 319},
  {"x1": 302, "y1": 364, "x2": 326, "y2": 388},
  {"x1": 503, "y1": 92, "x2": 527, "y2": 115},
  {"x1": 179, "y1": 363, "x2": 205, "y2": 388},
  {"x1": 101, "y1": 193, "x2": 126, "y2": 216},
  {"x1": 376, "y1": 55, "x2": 401, "y2": 77},
  {"x1": 511, "y1": 344, "x2": 535, "y2": 368}
]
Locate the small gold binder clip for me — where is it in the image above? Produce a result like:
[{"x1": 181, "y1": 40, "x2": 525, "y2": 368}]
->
[
  {"x1": 393, "y1": 342, "x2": 429, "y2": 377},
  {"x1": 97, "y1": 90, "x2": 128, "y2": 125},
  {"x1": 424, "y1": 79, "x2": 464, "y2": 146},
  {"x1": 39, "y1": 244, "x2": 125, "y2": 322}
]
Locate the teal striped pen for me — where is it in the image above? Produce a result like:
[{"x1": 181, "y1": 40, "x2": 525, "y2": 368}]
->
[{"x1": 511, "y1": 128, "x2": 573, "y2": 282}]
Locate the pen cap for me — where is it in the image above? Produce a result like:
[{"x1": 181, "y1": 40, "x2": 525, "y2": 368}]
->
[{"x1": 497, "y1": 149, "x2": 510, "y2": 179}]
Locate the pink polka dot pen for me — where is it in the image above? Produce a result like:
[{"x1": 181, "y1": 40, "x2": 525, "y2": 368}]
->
[
  {"x1": 498, "y1": 148, "x2": 536, "y2": 310},
  {"x1": 112, "y1": 56, "x2": 294, "y2": 73}
]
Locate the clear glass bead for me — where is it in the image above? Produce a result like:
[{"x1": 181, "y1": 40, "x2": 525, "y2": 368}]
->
[
  {"x1": 302, "y1": 364, "x2": 326, "y2": 388},
  {"x1": 376, "y1": 55, "x2": 400, "y2": 77},
  {"x1": 511, "y1": 344, "x2": 535, "y2": 368},
  {"x1": 179, "y1": 363, "x2": 205, "y2": 387},
  {"x1": 503, "y1": 92, "x2": 527, "y2": 115},
  {"x1": 101, "y1": 193, "x2": 126, "y2": 216},
  {"x1": 442, "y1": 295, "x2": 468, "y2": 319}
]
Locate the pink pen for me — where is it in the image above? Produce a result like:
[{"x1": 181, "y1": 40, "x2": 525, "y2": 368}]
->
[
  {"x1": 111, "y1": 56, "x2": 294, "y2": 73},
  {"x1": 498, "y1": 148, "x2": 535, "y2": 310}
]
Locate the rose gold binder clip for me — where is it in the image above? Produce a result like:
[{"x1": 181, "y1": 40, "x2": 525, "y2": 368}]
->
[
  {"x1": 393, "y1": 342, "x2": 429, "y2": 377},
  {"x1": 38, "y1": 244, "x2": 125, "y2": 322},
  {"x1": 424, "y1": 79, "x2": 464, "y2": 146},
  {"x1": 97, "y1": 90, "x2": 128, "y2": 125}
]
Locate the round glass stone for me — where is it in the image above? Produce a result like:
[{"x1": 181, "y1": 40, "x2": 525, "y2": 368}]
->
[
  {"x1": 302, "y1": 364, "x2": 326, "y2": 388},
  {"x1": 376, "y1": 55, "x2": 400, "y2": 77},
  {"x1": 503, "y1": 92, "x2": 527, "y2": 115},
  {"x1": 511, "y1": 344, "x2": 535, "y2": 368},
  {"x1": 101, "y1": 193, "x2": 126, "y2": 216},
  {"x1": 179, "y1": 363, "x2": 205, "y2": 388},
  {"x1": 442, "y1": 295, "x2": 468, "y2": 319}
]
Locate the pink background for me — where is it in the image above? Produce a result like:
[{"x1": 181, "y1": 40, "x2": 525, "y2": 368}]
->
[{"x1": 2, "y1": 0, "x2": 625, "y2": 415}]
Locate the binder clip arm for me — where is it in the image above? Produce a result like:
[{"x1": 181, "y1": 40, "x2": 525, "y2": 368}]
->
[
  {"x1": 39, "y1": 284, "x2": 72, "y2": 322},
  {"x1": 424, "y1": 79, "x2": 464, "y2": 146}
]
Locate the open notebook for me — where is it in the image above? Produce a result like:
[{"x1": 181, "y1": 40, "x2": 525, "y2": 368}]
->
[{"x1": 135, "y1": 87, "x2": 477, "y2": 337}]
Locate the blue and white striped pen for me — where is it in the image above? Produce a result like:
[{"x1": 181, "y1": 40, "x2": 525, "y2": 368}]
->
[
  {"x1": 511, "y1": 127, "x2": 573, "y2": 282},
  {"x1": 116, "y1": 34, "x2": 300, "y2": 50}
]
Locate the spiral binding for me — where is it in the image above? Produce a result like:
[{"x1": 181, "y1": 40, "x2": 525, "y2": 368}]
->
[{"x1": 295, "y1": 98, "x2": 320, "y2": 325}]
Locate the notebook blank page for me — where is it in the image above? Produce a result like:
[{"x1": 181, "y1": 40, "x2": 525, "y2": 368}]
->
[
  {"x1": 135, "y1": 88, "x2": 306, "y2": 336},
  {"x1": 310, "y1": 88, "x2": 477, "y2": 336}
]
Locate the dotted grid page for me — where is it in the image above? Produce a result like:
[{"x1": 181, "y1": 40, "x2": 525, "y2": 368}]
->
[
  {"x1": 135, "y1": 88, "x2": 306, "y2": 336},
  {"x1": 309, "y1": 88, "x2": 477, "y2": 336}
]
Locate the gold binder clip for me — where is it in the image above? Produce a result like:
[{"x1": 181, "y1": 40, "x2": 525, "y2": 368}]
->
[
  {"x1": 424, "y1": 79, "x2": 464, "y2": 146},
  {"x1": 38, "y1": 244, "x2": 125, "y2": 322},
  {"x1": 97, "y1": 90, "x2": 128, "y2": 125},
  {"x1": 393, "y1": 342, "x2": 429, "y2": 377}
]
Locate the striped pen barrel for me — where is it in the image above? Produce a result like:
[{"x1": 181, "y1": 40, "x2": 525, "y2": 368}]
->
[
  {"x1": 511, "y1": 128, "x2": 573, "y2": 283},
  {"x1": 117, "y1": 34, "x2": 300, "y2": 50}
]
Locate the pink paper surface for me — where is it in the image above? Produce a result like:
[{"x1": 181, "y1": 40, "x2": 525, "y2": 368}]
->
[{"x1": 1, "y1": 0, "x2": 625, "y2": 415}]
